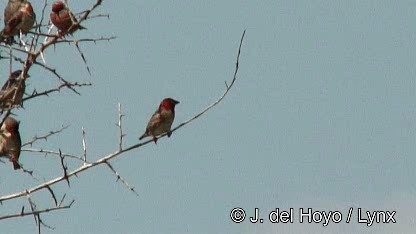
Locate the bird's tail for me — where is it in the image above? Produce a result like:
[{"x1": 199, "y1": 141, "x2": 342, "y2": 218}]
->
[
  {"x1": 139, "y1": 133, "x2": 147, "y2": 140},
  {"x1": 12, "y1": 161, "x2": 20, "y2": 170}
]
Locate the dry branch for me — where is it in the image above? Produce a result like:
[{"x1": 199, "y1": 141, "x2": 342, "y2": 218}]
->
[
  {"x1": 0, "y1": 201, "x2": 74, "y2": 221},
  {"x1": 0, "y1": 30, "x2": 246, "y2": 203},
  {"x1": 22, "y1": 125, "x2": 69, "y2": 147}
]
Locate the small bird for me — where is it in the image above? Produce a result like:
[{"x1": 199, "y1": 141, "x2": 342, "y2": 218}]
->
[
  {"x1": 50, "y1": 1, "x2": 85, "y2": 35},
  {"x1": 0, "y1": 70, "x2": 26, "y2": 109},
  {"x1": 139, "y1": 98, "x2": 180, "y2": 144},
  {"x1": 0, "y1": 116, "x2": 22, "y2": 170},
  {"x1": 0, "y1": 0, "x2": 36, "y2": 43}
]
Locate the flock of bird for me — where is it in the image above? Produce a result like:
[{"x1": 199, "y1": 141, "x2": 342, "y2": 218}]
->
[{"x1": 0, "y1": 0, "x2": 179, "y2": 170}]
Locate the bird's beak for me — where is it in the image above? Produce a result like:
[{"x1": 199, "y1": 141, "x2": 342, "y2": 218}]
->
[{"x1": 174, "y1": 100, "x2": 180, "y2": 105}]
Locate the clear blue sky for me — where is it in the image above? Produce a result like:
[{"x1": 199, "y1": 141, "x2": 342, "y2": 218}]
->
[{"x1": 1, "y1": 0, "x2": 415, "y2": 233}]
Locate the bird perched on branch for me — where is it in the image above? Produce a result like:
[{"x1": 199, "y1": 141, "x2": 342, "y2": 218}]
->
[
  {"x1": 50, "y1": 1, "x2": 85, "y2": 35},
  {"x1": 0, "y1": 0, "x2": 36, "y2": 44},
  {"x1": 0, "y1": 116, "x2": 22, "y2": 170},
  {"x1": 139, "y1": 98, "x2": 180, "y2": 144},
  {"x1": 0, "y1": 70, "x2": 26, "y2": 109}
]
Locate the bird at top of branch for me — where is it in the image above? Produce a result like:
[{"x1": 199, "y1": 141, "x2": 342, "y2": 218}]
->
[
  {"x1": 139, "y1": 98, "x2": 180, "y2": 144},
  {"x1": 50, "y1": 1, "x2": 86, "y2": 36},
  {"x1": 0, "y1": 0, "x2": 36, "y2": 44}
]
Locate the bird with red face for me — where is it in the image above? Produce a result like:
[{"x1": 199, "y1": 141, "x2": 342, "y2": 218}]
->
[
  {"x1": 0, "y1": 70, "x2": 26, "y2": 109},
  {"x1": 0, "y1": 0, "x2": 36, "y2": 43},
  {"x1": 50, "y1": 1, "x2": 85, "y2": 35},
  {"x1": 0, "y1": 116, "x2": 22, "y2": 170},
  {"x1": 139, "y1": 98, "x2": 180, "y2": 144}
]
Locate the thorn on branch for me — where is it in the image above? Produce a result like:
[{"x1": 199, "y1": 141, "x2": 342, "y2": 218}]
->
[
  {"x1": 59, "y1": 150, "x2": 70, "y2": 187},
  {"x1": 75, "y1": 42, "x2": 91, "y2": 75},
  {"x1": 58, "y1": 194, "x2": 67, "y2": 207},
  {"x1": 46, "y1": 185, "x2": 58, "y2": 207},
  {"x1": 82, "y1": 127, "x2": 87, "y2": 163},
  {"x1": 21, "y1": 167, "x2": 35, "y2": 179}
]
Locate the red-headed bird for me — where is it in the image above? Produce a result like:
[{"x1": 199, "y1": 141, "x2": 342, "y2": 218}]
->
[
  {"x1": 1, "y1": 0, "x2": 35, "y2": 43},
  {"x1": 0, "y1": 117, "x2": 22, "y2": 170},
  {"x1": 0, "y1": 70, "x2": 26, "y2": 109},
  {"x1": 139, "y1": 98, "x2": 180, "y2": 143},
  {"x1": 50, "y1": 1, "x2": 85, "y2": 35}
]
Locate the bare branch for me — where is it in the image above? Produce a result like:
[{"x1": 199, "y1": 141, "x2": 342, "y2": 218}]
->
[
  {"x1": 45, "y1": 186, "x2": 58, "y2": 207},
  {"x1": 0, "y1": 0, "x2": 111, "y2": 225},
  {"x1": 22, "y1": 125, "x2": 70, "y2": 147},
  {"x1": 30, "y1": 60, "x2": 84, "y2": 95},
  {"x1": 36, "y1": 0, "x2": 49, "y2": 40},
  {"x1": 79, "y1": 0, "x2": 104, "y2": 23},
  {"x1": 22, "y1": 148, "x2": 84, "y2": 161},
  {"x1": 0, "y1": 44, "x2": 34, "y2": 55},
  {"x1": 74, "y1": 42, "x2": 91, "y2": 75},
  {"x1": 82, "y1": 127, "x2": 87, "y2": 163},
  {"x1": 105, "y1": 162, "x2": 139, "y2": 196},
  {"x1": 27, "y1": 197, "x2": 39, "y2": 226},
  {"x1": 156, "y1": 30, "x2": 246, "y2": 140},
  {"x1": 0, "y1": 30, "x2": 246, "y2": 203},
  {"x1": 55, "y1": 36, "x2": 116, "y2": 44},
  {"x1": 21, "y1": 167, "x2": 37, "y2": 180},
  {"x1": 9, "y1": 55, "x2": 87, "y2": 96},
  {"x1": 59, "y1": 150, "x2": 70, "y2": 187},
  {"x1": 58, "y1": 194, "x2": 67, "y2": 207},
  {"x1": 117, "y1": 103, "x2": 125, "y2": 151},
  {"x1": 23, "y1": 82, "x2": 92, "y2": 102},
  {"x1": 0, "y1": 201, "x2": 74, "y2": 221},
  {"x1": 87, "y1": 13, "x2": 110, "y2": 20}
]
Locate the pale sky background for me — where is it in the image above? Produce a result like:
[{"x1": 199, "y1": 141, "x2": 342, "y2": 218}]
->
[{"x1": 0, "y1": 0, "x2": 416, "y2": 233}]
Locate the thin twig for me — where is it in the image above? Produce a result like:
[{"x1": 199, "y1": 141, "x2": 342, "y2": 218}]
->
[
  {"x1": 74, "y1": 42, "x2": 91, "y2": 75},
  {"x1": 105, "y1": 162, "x2": 139, "y2": 196},
  {"x1": 87, "y1": 13, "x2": 110, "y2": 20},
  {"x1": 117, "y1": 103, "x2": 125, "y2": 151},
  {"x1": 82, "y1": 127, "x2": 87, "y2": 163},
  {"x1": 22, "y1": 148, "x2": 84, "y2": 161},
  {"x1": 22, "y1": 125, "x2": 70, "y2": 147},
  {"x1": 9, "y1": 54, "x2": 85, "y2": 96},
  {"x1": 59, "y1": 150, "x2": 70, "y2": 187},
  {"x1": 45, "y1": 185, "x2": 58, "y2": 207},
  {"x1": 0, "y1": 201, "x2": 74, "y2": 221},
  {"x1": 55, "y1": 36, "x2": 115, "y2": 44},
  {"x1": 23, "y1": 82, "x2": 92, "y2": 102},
  {"x1": 27, "y1": 197, "x2": 39, "y2": 226}
]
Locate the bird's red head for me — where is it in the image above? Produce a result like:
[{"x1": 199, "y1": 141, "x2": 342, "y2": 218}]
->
[
  {"x1": 52, "y1": 1, "x2": 65, "y2": 13},
  {"x1": 160, "y1": 98, "x2": 179, "y2": 111},
  {"x1": 9, "y1": 70, "x2": 22, "y2": 81}
]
